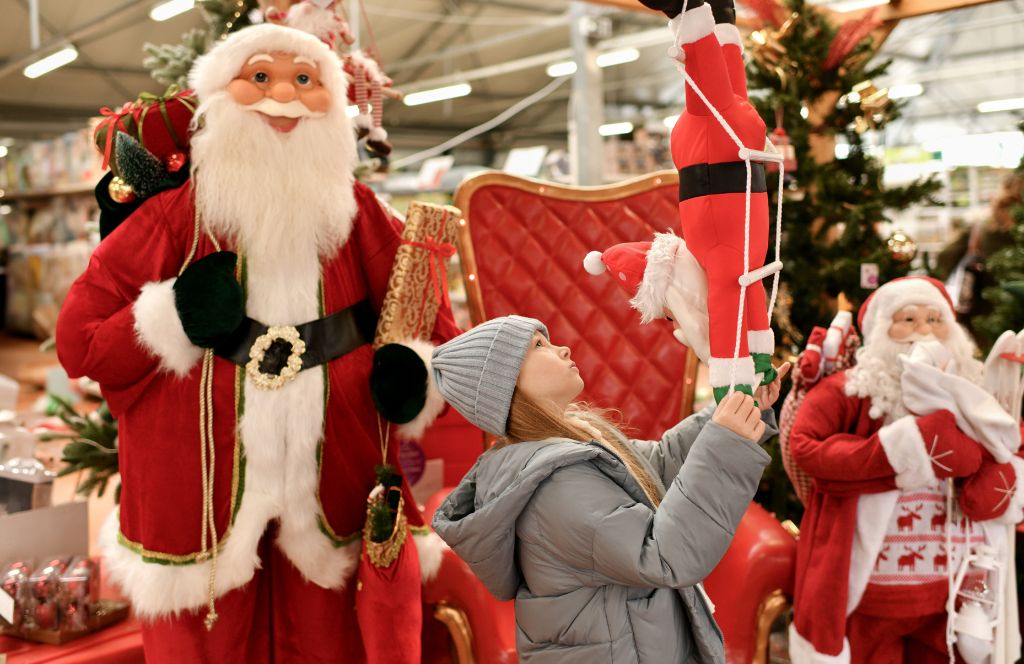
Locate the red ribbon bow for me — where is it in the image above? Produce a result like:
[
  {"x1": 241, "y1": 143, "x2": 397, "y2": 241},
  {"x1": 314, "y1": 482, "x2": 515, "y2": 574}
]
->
[
  {"x1": 400, "y1": 231, "x2": 456, "y2": 335},
  {"x1": 96, "y1": 102, "x2": 141, "y2": 170}
]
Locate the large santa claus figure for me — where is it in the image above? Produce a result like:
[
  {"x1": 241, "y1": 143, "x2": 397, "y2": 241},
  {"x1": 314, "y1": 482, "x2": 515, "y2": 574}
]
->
[
  {"x1": 55, "y1": 24, "x2": 457, "y2": 662},
  {"x1": 788, "y1": 276, "x2": 1024, "y2": 663}
]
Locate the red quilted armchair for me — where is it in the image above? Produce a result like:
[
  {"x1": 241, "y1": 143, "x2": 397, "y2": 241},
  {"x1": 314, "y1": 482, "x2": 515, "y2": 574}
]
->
[{"x1": 420, "y1": 171, "x2": 796, "y2": 664}]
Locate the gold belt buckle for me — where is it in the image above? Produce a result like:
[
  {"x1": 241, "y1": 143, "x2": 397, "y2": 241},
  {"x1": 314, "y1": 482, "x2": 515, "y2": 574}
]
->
[{"x1": 245, "y1": 325, "x2": 306, "y2": 390}]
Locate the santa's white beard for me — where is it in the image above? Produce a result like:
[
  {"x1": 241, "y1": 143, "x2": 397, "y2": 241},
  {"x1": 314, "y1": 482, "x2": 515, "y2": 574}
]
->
[
  {"x1": 189, "y1": 91, "x2": 358, "y2": 267},
  {"x1": 845, "y1": 323, "x2": 983, "y2": 421}
]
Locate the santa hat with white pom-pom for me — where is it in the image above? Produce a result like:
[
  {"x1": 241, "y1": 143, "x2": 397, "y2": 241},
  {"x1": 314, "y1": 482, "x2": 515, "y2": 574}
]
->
[{"x1": 583, "y1": 232, "x2": 710, "y2": 362}]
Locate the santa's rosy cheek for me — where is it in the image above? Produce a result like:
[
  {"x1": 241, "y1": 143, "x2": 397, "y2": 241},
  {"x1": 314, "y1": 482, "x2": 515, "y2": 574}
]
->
[
  {"x1": 932, "y1": 323, "x2": 951, "y2": 340},
  {"x1": 300, "y1": 88, "x2": 332, "y2": 113},
  {"x1": 227, "y1": 79, "x2": 263, "y2": 106},
  {"x1": 888, "y1": 323, "x2": 913, "y2": 340}
]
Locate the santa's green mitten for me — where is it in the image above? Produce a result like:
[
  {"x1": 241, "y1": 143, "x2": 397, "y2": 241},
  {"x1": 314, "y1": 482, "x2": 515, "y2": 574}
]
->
[
  {"x1": 173, "y1": 251, "x2": 245, "y2": 348},
  {"x1": 753, "y1": 353, "x2": 778, "y2": 386},
  {"x1": 370, "y1": 343, "x2": 428, "y2": 424}
]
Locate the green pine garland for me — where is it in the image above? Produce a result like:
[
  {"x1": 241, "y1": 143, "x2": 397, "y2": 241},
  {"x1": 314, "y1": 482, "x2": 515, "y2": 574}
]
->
[
  {"x1": 143, "y1": 0, "x2": 260, "y2": 88},
  {"x1": 747, "y1": 0, "x2": 941, "y2": 345},
  {"x1": 367, "y1": 464, "x2": 403, "y2": 543},
  {"x1": 40, "y1": 397, "x2": 121, "y2": 503}
]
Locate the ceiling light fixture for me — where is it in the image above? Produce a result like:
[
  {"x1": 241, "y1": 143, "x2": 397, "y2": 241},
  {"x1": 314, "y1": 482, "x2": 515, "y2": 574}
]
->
[
  {"x1": 23, "y1": 45, "x2": 78, "y2": 79},
  {"x1": 403, "y1": 83, "x2": 472, "y2": 106},
  {"x1": 977, "y1": 97, "x2": 1024, "y2": 114},
  {"x1": 599, "y1": 122, "x2": 634, "y2": 137},
  {"x1": 150, "y1": 0, "x2": 195, "y2": 22}
]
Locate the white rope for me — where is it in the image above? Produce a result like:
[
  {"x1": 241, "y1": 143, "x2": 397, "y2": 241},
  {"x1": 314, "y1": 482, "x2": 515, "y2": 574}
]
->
[
  {"x1": 767, "y1": 155, "x2": 784, "y2": 321},
  {"x1": 391, "y1": 76, "x2": 570, "y2": 170}
]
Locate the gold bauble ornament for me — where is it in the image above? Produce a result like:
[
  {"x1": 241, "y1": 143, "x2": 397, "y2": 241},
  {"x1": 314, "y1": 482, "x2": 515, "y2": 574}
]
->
[
  {"x1": 887, "y1": 230, "x2": 917, "y2": 264},
  {"x1": 108, "y1": 176, "x2": 136, "y2": 204}
]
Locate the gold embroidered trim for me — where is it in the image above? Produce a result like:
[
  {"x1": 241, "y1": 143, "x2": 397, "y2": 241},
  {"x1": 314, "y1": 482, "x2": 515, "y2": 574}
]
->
[{"x1": 365, "y1": 493, "x2": 409, "y2": 568}]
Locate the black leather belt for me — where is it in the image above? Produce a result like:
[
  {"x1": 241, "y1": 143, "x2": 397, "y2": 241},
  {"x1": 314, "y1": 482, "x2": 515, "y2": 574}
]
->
[
  {"x1": 214, "y1": 299, "x2": 376, "y2": 388},
  {"x1": 678, "y1": 161, "x2": 767, "y2": 202}
]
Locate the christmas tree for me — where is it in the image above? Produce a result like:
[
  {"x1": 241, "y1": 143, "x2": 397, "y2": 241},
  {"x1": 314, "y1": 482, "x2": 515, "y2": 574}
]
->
[
  {"x1": 744, "y1": 0, "x2": 942, "y2": 350},
  {"x1": 972, "y1": 121, "x2": 1024, "y2": 347},
  {"x1": 143, "y1": 0, "x2": 260, "y2": 88},
  {"x1": 742, "y1": 0, "x2": 941, "y2": 520}
]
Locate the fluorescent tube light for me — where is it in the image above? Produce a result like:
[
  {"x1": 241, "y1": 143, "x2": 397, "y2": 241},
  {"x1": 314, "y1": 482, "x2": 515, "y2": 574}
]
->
[
  {"x1": 888, "y1": 83, "x2": 924, "y2": 100},
  {"x1": 599, "y1": 122, "x2": 634, "y2": 137},
  {"x1": 546, "y1": 61, "x2": 578, "y2": 77},
  {"x1": 829, "y1": 0, "x2": 888, "y2": 13},
  {"x1": 596, "y1": 48, "x2": 640, "y2": 68},
  {"x1": 0, "y1": 146, "x2": 7, "y2": 159},
  {"x1": 547, "y1": 47, "x2": 642, "y2": 78},
  {"x1": 403, "y1": 83, "x2": 472, "y2": 106},
  {"x1": 150, "y1": 0, "x2": 195, "y2": 22},
  {"x1": 23, "y1": 46, "x2": 78, "y2": 79},
  {"x1": 977, "y1": 97, "x2": 1024, "y2": 114}
]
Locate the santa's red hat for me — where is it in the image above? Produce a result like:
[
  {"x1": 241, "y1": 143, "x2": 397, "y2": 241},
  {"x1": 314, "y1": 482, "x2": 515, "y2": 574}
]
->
[
  {"x1": 857, "y1": 276, "x2": 955, "y2": 339},
  {"x1": 583, "y1": 232, "x2": 710, "y2": 362},
  {"x1": 583, "y1": 232, "x2": 706, "y2": 321}
]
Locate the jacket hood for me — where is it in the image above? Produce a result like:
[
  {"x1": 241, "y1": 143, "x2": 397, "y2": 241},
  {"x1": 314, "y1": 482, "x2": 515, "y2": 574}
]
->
[{"x1": 431, "y1": 439, "x2": 608, "y2": 601}]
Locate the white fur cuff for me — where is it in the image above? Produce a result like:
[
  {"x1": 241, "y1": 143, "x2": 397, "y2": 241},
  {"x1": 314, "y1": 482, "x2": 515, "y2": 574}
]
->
[
  {"x1": 133, "y1": 279, "x2": 203, "y2": 377},
  {"x1": 414, "y1": 530, "x2": 447, "y2": 583},
  {"x1": 708, "y1": 355, "x2": 756, "y2": 389},
  {"x1": 748, "y1": 329, "x2": 775, "y2": 354},
  {"x1": 395, "y1": 338, "x2": 445, "y2": 441},
  {"x1": 994, "y1": 455, "x2": 1024, "y2": 525},
  {"x1": 714, "y1": 23, "x2": 742, "y2": 47},
  {"x1": 878, "y1": 415, "x2": 937, "y2": 489},
  {"x1": 669, "y1": 4, "x2": 715, "y2": 46},
  {"x1": 788, "y1": 624, "x2": 851, "y2": 664}
]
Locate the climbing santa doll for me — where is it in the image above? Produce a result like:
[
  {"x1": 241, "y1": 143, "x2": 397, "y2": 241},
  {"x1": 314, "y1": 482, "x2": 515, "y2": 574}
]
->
[
  {"x1": 787, "y1": 276, "x2": 1024, "y2": 664},
  {"x1": 638, "y1": 0, "x2": 781, "y2": 402},
  {"x1": 55, "y1": 23, "x2": 457, "y2": 663}
]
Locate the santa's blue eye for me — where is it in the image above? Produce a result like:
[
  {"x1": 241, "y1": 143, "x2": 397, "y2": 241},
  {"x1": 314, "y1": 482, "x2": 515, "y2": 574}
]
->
[
  {"x1": 296, "y1": 74, "x2": 311, "y2": 85},
  {"x1": 253, "y1": 72, "x2": 268, "y2": 83}
]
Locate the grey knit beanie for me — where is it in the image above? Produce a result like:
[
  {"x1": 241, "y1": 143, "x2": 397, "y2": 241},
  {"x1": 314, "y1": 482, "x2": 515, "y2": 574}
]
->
[{"x1": 431, "y1": 315, "x2": 549, "y2": 436}]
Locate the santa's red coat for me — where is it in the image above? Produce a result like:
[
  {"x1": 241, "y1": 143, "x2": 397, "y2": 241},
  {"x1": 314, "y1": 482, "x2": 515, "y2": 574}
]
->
[
  {"x1": 55, "y1": 181, "x2": 459, "y2": 625},
  {"x1": 787, "y1": 371, "x2": 1021, "y2": 662}
]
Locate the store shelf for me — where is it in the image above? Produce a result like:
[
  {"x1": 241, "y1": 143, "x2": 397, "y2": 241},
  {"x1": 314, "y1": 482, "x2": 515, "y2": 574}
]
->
[{"x1": 1, "y1": 183, "x2": 96, "y2": 201}]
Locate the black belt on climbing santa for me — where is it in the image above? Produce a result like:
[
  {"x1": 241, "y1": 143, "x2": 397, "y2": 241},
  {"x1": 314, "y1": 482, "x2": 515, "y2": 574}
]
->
[{"x1": 678, "y1": 161, "x2": 768, "y2": 202}]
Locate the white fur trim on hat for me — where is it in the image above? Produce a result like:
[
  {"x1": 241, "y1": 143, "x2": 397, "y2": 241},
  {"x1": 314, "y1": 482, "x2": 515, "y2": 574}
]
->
[
  {"x1": 788, "y1": 624, "x2": 851, "y2": 664},
  {"x1": 878, "y1": 414, "x2": 937, "y2": 489},
  {"x1": 860, "y1": 279, "x2": 954, "y2": 340},
  {"x1": 132, "y1": 279, "x2": 203, "y2": 377},
  {"x1": 631, "y1": 232, "x2": 683, "y2": 323},
  {"x1": 367, "y1": 126, "x2": 388, "y2": 142},
  {"x1": 189, "y1": 23, "x2": 348, "y2": 105},
  {"x1": 708, "y1": 355, "x2": 756, "y2": 390},
  {"x1": 714, "y1": 23, "x2": 742, "y2": 47},
  {"x1": 669, "y1": 3, "x2": 715, "y2": 46},
  {"x1": 583, "y1": 250, "x2": 607, "y2": 276},
  {"x1": 395, "y1": 338, "x2": 445, "y2": 441}
]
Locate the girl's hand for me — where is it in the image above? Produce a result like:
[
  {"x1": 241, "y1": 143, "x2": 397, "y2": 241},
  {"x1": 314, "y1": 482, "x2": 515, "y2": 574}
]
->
[
  {"x1": 754, "y1": 362, "x2": 791, "y2": 412},
  {"x1": 712, "y1": 392, "x2": 766, "y2": 443}
]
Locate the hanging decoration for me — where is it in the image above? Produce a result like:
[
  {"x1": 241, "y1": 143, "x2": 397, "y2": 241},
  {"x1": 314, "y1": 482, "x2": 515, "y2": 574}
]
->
[{"x1": 886, "y1": 230, "x2": 918, "y2": 264}]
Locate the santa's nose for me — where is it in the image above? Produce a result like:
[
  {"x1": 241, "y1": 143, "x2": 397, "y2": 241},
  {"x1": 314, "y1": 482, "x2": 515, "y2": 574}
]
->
[{"x1": 269, "y1": 82, "x2": 297, "y2": 102}]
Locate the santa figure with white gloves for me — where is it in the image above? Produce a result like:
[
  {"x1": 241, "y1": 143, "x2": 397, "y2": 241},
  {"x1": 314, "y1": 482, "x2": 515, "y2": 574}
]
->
[
  {"x1": 788, "y1": 276, "x2": 1024, "y2": 664},
  {"x1": 55, "y1": 24, "x2": 457, "y2": 663}
]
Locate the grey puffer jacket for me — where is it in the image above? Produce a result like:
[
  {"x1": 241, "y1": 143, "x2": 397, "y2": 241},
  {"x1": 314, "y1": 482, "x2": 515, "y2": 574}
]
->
[{"x1": 432, "y1": 406, "x2": 775, "y2": 664}]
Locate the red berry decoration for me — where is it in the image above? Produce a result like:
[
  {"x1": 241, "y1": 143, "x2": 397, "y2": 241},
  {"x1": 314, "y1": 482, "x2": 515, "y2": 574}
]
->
[{"x1": 166, "y1": 151, "x2": 187, "y2": 173}]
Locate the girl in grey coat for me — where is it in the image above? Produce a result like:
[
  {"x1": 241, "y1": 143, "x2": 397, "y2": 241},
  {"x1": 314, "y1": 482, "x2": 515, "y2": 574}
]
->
[{"x1": 430, "y1": 316, "x2": 785, "y2": 664}]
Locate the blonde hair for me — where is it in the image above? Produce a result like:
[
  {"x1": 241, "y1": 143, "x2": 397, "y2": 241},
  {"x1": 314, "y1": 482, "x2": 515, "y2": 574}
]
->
[
  {"x1": 989, "y1": 173, "x2": 1023, "y2": 232},
  {"x1": 495, "y1": 390, "x2": 663, "y2": 508}
]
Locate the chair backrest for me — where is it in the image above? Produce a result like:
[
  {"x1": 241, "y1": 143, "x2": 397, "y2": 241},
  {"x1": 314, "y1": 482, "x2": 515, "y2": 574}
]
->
[{"x1": 453, "y1": 170, "x2": 698, "y2": 439}]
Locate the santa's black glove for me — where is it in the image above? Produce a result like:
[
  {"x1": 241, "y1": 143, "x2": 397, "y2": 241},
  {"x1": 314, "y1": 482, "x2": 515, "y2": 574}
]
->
[
  {"x1": 370, "y1": 343, "x2": 428, "y2": 424},
  {"x1": 173, "y1": 251, "x2": 245, "y2": 348},
  {"x1": 707, "y1": 0, "x2": 735, "y2": 24}
]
